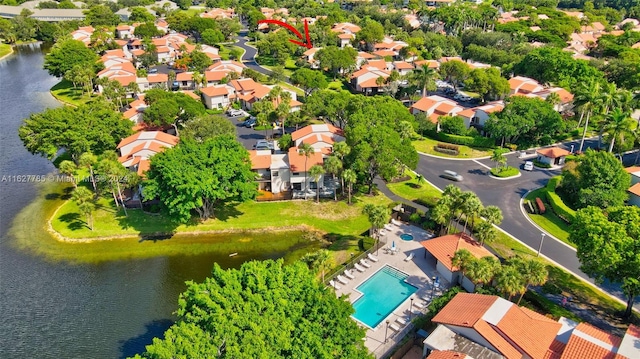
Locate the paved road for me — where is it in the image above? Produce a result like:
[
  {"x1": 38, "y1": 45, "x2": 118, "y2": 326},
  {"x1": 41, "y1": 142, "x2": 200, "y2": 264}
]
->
[
  {"x1": 235, "y1": 30, "x2": 272, "y2": 76},
  {"x1": 414, "y1": 137, "x2": 639, "y2": 310}
]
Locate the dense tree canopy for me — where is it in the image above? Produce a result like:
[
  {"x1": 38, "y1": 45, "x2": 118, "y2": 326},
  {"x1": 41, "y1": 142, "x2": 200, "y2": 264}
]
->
[
  {"x1": 132, "y1": 260, "x2": 371, "y2": 359},
  {"x1": 18, "y1": 101, "x2": 132, "y2": 162},
  {"x1": 570, "y1": 206, "x2": 640, "y2": 318},
  {"x1": 143, "y1": 136, "x2": 257, "y2": 223},
  {"x1": 180, "y1": 114, "x2": 236, "y2": 142},
  {"x1": 560, "y1": 149, "x2": 630, "y2": 209},
  {"x1": 143, "y1": 89, "x2": 206, "y2": 127},
  {"x1": 43, "y1": 38, "x2": 101, "y2": 78},
  {"x1": 290, "y1": 68, "x2": 329, "y2": 97}
]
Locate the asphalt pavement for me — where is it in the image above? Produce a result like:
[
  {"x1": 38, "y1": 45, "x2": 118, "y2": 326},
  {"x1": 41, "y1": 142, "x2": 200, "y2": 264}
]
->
[{"x1": 413, "y1": 137, "x2": 639, "y2": 310}]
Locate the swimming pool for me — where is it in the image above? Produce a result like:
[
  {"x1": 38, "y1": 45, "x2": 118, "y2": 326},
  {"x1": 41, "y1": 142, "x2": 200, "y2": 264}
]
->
[
  {"x1": 351, "y1": 265, "x2": 418, "y2": 328},
  {"x1": 400, "y1": 233, "x2": 414, "y2": 241}
]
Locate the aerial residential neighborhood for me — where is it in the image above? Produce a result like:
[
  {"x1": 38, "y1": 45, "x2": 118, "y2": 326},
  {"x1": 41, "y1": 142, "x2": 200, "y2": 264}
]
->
[{"x1": 1, "y1": 0, "x2": 640, "y2": 358}]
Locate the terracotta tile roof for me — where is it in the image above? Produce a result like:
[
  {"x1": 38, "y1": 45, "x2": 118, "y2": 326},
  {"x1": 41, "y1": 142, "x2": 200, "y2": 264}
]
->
[
  {"x1": 439, "y1": 56, "x2": 464, "y2": 63},
  {"x1": 431, "y1": 292, "x2": 498, "y2": 328},
  {"x1": 429, "y1": 113, "x2": 440, "y2": 123},
  {"x1": 560, "y1": 335, "x2": 618, "y2": 359},
  {"x1": 302, "y1": 134, "x2": 335, "y2": 146},
  {"x1": 629, "y1": 184, "x2": 640, "y2": 196},
  {"x1": 291, "y1": 124, "x2": 343, "y2": 141},
  {"x1": 200, "y1": 86, "x2": 230, "y2": 97},
  {"x1": 251, "y1": 84, "x2": 272, "y2": 100},
  {"x1": 181, "y1": 90, "x2": 200, "y2": 100},
  {"x1": 137, "y1": 158, "x2": 150, "y2": 176},
  {"x1": 497, "y1": 306, "x2": 562, "y2": 359},
  {"x1": 520, "y1": 82, "x2": 543, "y2": 93},
  {"x1": 230, "y1": 78, "x2": 258, "y2": 93},
  {"x1": 338, "y1": 33, "x2": 354, "y2": 39},
  {"x1": 116, "y1": 24, "x2": 130, "y2": 31},
  {"x1": 624, "y1": 166, "x2": 640, "y2": 174},
  {"x1": 575, "y1": 323, "x2": 623, "y2": 348},
  {"x1": 303, "y1": 47, "x2": 320, "y2": 56},
  {"x1": 366, "y1": 59, "x2": 388, "y2": 70},
  {"x1": 427, "y1": 350, "x2": 469, "y2": 359},
  {"x1": 288, "y1": 147, "x2": 323, "y2": 172},
  {"x1": 249, "y1": 150, "x2": 272, "y2": 169},
  {"x1": 410, "y1": 97, "x2": 438, "y2": 112},
  {"x1": 458, "y1": 108, "x2": 476, "y2": 118},
  {"x1": 122, "y1": 107, "x2": 140, "y2": 119},
  {"x1": 373, "y1": 50, "x2": 397, "y2": 57},
  {"x1": 414, "y1": 59, "x2": 439, "y2": 69},
  {"x1": 176, "y1": 72, "x2": 193, "y2": 81},
  {"x1": 289, "y1": 99, "x2": 302, "y2": 107},
  {"x1": 421, "y1": 233, "x2": 497, "y2": 271},
  {"x1": 147, "y1": 74, "x2": 168, "y2": 83},
  {"x1": 117, "y1": 131, "x2": 179, "y2": 149},
  {"x1": 359, "y1": 77, "x2": 385, "y2": 88},
  {"x1": 358, "y1": 51, "x2": 376, "y2": 59},
  {"x1": 435, "y1": 102, "x2": 457, "y2": 114},
  {"x1": 473, "y1": 320, "x2": 523, "y2": 359},
  {"x1": 393, "y1": 61, "x2": 413, "y2": 70},
  {"x1": 545, "y1": 339, "x2": 566, "y2": 359},
  {"x1": 536, "y1": 147, "x2": 571, "y2": 159}
]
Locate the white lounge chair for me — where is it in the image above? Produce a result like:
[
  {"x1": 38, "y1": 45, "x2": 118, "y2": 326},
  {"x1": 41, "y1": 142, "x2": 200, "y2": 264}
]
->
[
  {"x1": 384, "y1": 223, "x2": 394, "y2": 231},
  {"x1": 367, "y1": 253, "x2": 379, "y2": 262},
  {"x1": 336, "y1": 275, "x2": 349, "y2": 285},
  {"x1": 391, "y1": 218, "x2": 403, "y2": 226},
  {"x1": 344, "y1": 270, "x2": 355, "y2": 280},
  {"x1": 404, "y1": 253, "x2": 415, "y2": 262},
  {"x1": 379, "y1": 229, "x2": 386, "y2": 236},
  {"x1": 389, "y1": 323, "x2": 400, "y2": 331},
  {"x1": 329, "y1": 280, "x2": 341, "y2": 290},
  {"x1": 396, "y1": 317, "x2": 408, "y2": 325},
  {"x1": 413, "y1": 301, "x2": 425, "y2": 310},
  {"x1": 354, "y1": 263, "x2": 366, "y2": 272},
  {"x1": 360, "y1": 259, "x2": 371, "y2": 268}
]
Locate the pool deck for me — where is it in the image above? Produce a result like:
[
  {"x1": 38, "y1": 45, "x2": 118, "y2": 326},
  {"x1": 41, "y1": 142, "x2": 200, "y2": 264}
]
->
[{"x1": 331, "y1": 223, "x2": 450, "y2": 355}]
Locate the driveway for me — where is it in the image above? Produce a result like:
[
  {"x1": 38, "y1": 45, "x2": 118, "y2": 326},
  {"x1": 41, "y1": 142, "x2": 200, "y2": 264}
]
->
[{"x1": 414, "y1": 137, "x2": 639, "y2": 310}]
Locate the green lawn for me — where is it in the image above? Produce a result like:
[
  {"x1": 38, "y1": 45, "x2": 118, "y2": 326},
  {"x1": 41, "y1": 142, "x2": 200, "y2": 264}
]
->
[
  {"x1": 180, "y1": 8, "x2": 205, "y2": 16},
  {"x1": 412, "y1": 137, "x2": 493, "y2": 158},
  {"x1": 0, "y1": 43, "x2": 12, "y2": 58},
  {"x1": 525, "y1": 188, "x2": 573, "y2": 246},
  {"x1": 218, "y1": 45, "x2": 242, "y2": 61},
  {"x1": 50, "y1": 80, "x2": 94, "y2": 106},
  {"x1": 257, "y1": 57, "x2": 298, "y2": 77},
  {"x1": 386, "y1": 171, "x2": 442, "y2": 208},
  {"x1": 277, "y1": 81, "x2": 304, "y2": 97},
  {"x1": 52, "y1": 192, "x2": 391, "y2": 239},
  {"x1": 490, "y1": 166, "x2": 520, "y2": 178}
]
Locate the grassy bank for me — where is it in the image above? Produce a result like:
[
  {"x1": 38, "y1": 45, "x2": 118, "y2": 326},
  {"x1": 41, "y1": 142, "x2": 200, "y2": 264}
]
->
[
  {"x1": 11, "y1": 181, "x2": 376, "y2": 265},
  {"x1": 524, "y1": 188, "x2": 573, "y2": 246},
  {"x1": 0, "y1": 43, "x2": 13, "y2": 58},
  {"x1": 412, "y1": 137, "x2": 492, "y2": 158},
  {"x1": 50, "y1": 80, "x2": 94, "y2": 106},
  {"x1": 386, "y1": 171, "x2": 442, "y2": 208},
  {"x1": 52, "y1": 188, "x2": 390, "y2": 240}
]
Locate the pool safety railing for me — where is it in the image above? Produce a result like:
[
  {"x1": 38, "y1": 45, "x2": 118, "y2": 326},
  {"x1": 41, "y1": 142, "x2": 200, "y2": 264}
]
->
[
  {"x1": 324, "y1": 237, "x2": 387, "y2": 286},
  {"x1": 381, "y1": 266, "x2": 409, "y2": 281}
]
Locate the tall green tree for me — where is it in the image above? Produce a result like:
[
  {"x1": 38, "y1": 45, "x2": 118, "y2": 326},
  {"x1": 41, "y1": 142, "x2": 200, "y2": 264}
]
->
[
  {"x1": 466, "y1": 256, "x2": 501, "y2": 291},
  {"x1": 84, "y1": 5, "x2": 120, "y2": 27},
  {"x1": 601, "y1": 108, "x2": 635, "y2": 153},
  {"x1": 356, "y1": 18, "x2": 384, "y2": 51},
  {"x1": 44, "y1": 38, "x2": 100, "y2": 78},
  {"x1": 451, "y1": 249, "x2": 474, "y2": 285},
  {"x1": 332, "y1": 142, "x2": 351, "y2": 197},
  {"x1": 343, "y1": 169, "x2": 356, "y2": 205},
  {"x1": 72, "y1": 186, "x2": 95, "y2": 230},
  {"x1": 574, "y1": 79, "x2": 602, "y2": 152},
  {"x1": 315, "y1": 46, "x2": 357, "y2": 80},
  {"x1": 512, "y1": 257, "x2": 548, "y2": 305},
  {"x1": 181, "y1": 114, "x2": 236, "y2": 143},
  {"x1": 439, "y1": 60, "x2": 470, "y2": 90},
  {"x1": 297, "y1": 143, "x2": 315, "y2": 198},
  {"x1": 408, "y1": 64, "x2": 438, "y2": 97},
  {"x1": 464, "y1": 68, "x2": 510, "y2": 102},
  {"x1": 323, "y1": 155, "x2": 342, "y2": 201},
  {"x1": 490, "y1": 147, "x2": 508, "y2": 170},
  {"x1": 59, "y1": 160, "x2": 78, "y2": 188},
  {"x1": 495, "y1": 263, "x2": 524, "y2": 301},
  {"x1": 144, "y1": 136, "x2": 257, "y2": 222},
  {"x1": 290, "y1": 68, "x2": 329, "y2": 97},
  {"x1": 301, "y1": 249, "x2": 333, "y2": 283},
  {"x1": 309, "y1": 165, "x2": 325, "y2": 203},
  {"x1": 570, "y1": 206, "x2": 640, "y2": 318},
  {"x1": 132, "y1": 260, "x2": 371, "y2": 358},
  {"x1": 362, "y1": 204, "x2": 390, "y2": 252}
]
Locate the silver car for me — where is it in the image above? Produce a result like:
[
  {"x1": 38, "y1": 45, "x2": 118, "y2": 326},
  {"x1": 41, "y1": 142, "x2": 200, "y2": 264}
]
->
[{"x1": 442, "y1": 170, "x2": 463, "y2": 181}]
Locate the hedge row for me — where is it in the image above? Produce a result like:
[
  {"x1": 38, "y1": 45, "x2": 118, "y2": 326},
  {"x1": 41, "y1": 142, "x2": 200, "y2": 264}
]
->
[
  {"x1": 435, "y1": 132, "x2": 495, "y2": 148},
  {"x1": 545, "y1": 177, "x2": 576, "y2": 223}
]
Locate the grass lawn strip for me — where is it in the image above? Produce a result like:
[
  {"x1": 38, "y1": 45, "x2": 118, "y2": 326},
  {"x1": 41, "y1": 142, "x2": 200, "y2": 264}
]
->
[
  {"x1": 50, "y1": 80, "x2": 94, "y2": 106},
  {"x1": 0, "y1": 43, "x2": 13, "y2": 59},
  {"x1": 386, "y1": 170, "x2": 442, "y2": 208},
  {"x1": 490, "y1": 166, "x2": 520, "y2": 178},
  {"x1": 524, "y1": 188, "x2": 573, "y2": 246},
  {"x1": 412, "y1": 137, "x2": 492, "y2": 158},
  {"x1": 385, "y1": 175, "x2": 638, "y2": 327}
]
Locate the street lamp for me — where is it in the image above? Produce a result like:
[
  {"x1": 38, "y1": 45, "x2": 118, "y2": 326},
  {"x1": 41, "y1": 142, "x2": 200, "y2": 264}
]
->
[
  {"x1": 431, "y1": 276, "x2": 437, "y2": 300},
  {"x1": 384, "y1": 320, "x2": 390, "y2": 343},
  {"x1": 410, "y1": 297, "x2": 414, "y2": 320},
  {"x1": 537, "y1": 233, "x2": 546, "y2": 257}
]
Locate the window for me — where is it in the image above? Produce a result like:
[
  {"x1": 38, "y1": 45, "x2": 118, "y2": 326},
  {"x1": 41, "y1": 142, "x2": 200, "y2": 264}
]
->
[
  {"x1": 292, "y1": 172, "x2": 300, "y2": 176},
  {"x1": 272, "y1": 171, "x2": 279, "y2": 177}
]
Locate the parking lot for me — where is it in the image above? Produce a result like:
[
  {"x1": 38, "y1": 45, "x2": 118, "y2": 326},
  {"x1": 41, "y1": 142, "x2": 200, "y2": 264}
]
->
[{"x1": 224, "y1": 111, "x2": 293, "y2": 150}]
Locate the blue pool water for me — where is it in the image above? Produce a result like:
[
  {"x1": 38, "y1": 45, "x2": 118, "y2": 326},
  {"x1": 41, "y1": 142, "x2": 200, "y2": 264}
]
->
[
  {"x1": 351, "y1": 266, "x2": 418, "y2": 328},
  {"x1": 400, "y1": 233, "x2": 414, "y2": 241}
]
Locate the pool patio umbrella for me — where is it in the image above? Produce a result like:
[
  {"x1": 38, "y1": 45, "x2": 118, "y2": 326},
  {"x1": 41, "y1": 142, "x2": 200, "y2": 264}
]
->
[{"x1": 391, "y1": 241, "x2": 396, "y2": 253}]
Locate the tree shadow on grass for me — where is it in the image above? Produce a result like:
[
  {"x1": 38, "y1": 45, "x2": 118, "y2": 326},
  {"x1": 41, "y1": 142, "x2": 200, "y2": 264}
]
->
[
  {"x1": 118, "y1": 319, "x2": 174, "y2": 359},
  {"x1": 213, "y1": 203, "x2": 244, "y2": 222},
  {"x1": 57, "y1": 212, "x2": 87, "y2": 231}
]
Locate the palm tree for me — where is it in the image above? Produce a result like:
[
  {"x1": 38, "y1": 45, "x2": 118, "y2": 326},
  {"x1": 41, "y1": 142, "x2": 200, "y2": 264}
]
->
[
  {"x1": 309, "y1": 165, "x2": 325, "y2": 203},
  {"x1": 78, "y1": 152, "x2": 98, "y2": 194},
  {"x1": 298, "y1": 143, "x2": 315, "y2": 199},
  {"x1": 59, "y1": 160, "x2": 78, "y2": 188},
  {"x1": 332, "y1": 142, "x2": 351, "y2": 197},
  {"x1": 513, "y1": 258, "x2": 548, "y2": 304},
  {"x1": 343, "y1": 169, "x2": 357, "y2": 205},
  {"x1": 323, "y1": 156, "x2": 342, "y2": 201},
  {"x1": 601, "y1": 108, "x2": 635, "y2": 153},
  {"x1": 409, "y1": 64, "x2": 438, "y2": 97},
  {"x1": 481, "y1": 206, "x2": 503, "y2": 227},
  {"x1": 315, "y1": 249, "x2": 332, "y2": 283},
  {"x1": 473, "y1": 221, "x2": 497, "y2": 246},
  {"x1": 362, "y1": 204, "x2": 390, "y2": 252},
  {"x1": 72, "y1": 186, "x2": 95, "y2": 230},
  {"x1": 398, "y1": 120, "x2": 415, "y2": 140},
  {"x1": 490, "y1": 148, "x2": 508, "y2": 171},
  {"x1": 442, "y1": 185, "x2": 463, "y2": 233},
  {"x1": 495, "y1": 264, "x2": 525, "y2": 301},
  {"x1": 466, "y1": 256, "x2": 500, "y2": 291},
  {"x1": 459, "y1": 192, "x2": 482, "y2": 235},
  {"x1": 574, "y1": 79, "x2": 602, "y2": 152},
  {"x1": 452, "y1": 249, "x2": 475, "y2": 285}
]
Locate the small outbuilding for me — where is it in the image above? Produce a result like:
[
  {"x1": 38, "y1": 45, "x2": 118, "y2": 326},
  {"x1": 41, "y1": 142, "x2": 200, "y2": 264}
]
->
[{"x1": 536, "y1": 147, "x2": 572, "y2": 166}]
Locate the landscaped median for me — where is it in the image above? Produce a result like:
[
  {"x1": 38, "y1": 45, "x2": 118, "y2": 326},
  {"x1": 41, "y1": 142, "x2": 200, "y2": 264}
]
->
[
  {"x1": 412, "y1": 136, "x2": 493, "y2": 159},
  {"x1": 489, "y1": 166, "x2": 520, "y2": 178}
]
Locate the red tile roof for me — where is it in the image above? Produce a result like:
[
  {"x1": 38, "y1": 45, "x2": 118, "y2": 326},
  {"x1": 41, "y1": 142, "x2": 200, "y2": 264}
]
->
[
  {"x1": 546, "y1": 339, "x2": 566, "y2": 359},
  {"x1": 624, "y1": 166, "x2": 640, "y2": 174},
  {"x1": 496, "y1": 306, "x2": 562, "y2": 359},
  {"x1": 427, "y1": 350, "x2": 469, "y2": 359},
  {"x1": 537, "y1": 147, "x2": 571, "y2": 159},
  {"x1": 117, "y1": 131, "x2": 179, "y2": 149},
  {"x1": 147, "y1": 74, "x2": 168, "y2": 83},
  {"x1": 560, "y1": 335, "x2": 618, "y2": 359},
  {"x1": 288, "y1": 147, "x2": 323, "y2": 172},
  {"x1": 421, "y1": 233, "x2": 496, "y2": 271},
  {"x1": 291, "y1": 124, "x2": 343, "y2": 141},
  {"x1": 301, "y1": 134, "x2": 335, "y2": 146},
  {"x1": 200, "y1": 86, "x2": 229, "y2": 97},
  {"x1": 431, "y1": 292, "x2": 498, "y2": 327},
  {"x1": 473, "y1": 320, "x2": 523, "y2": 359},
  {"x1": 411, "y1": 97, "x2": 438, "y2": 112},
  {"x1": 249, "y1": 150, "x2": 272, "y2": 169}
]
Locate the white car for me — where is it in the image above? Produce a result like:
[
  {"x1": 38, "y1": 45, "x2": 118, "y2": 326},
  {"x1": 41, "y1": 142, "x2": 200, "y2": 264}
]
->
[
  {"x1": 227, "y1": 109, "x2": 246, "y2": 117},
  {"x1": 254, "y1": 140, "x2": 274, "y2": 151},
  {"x1": 523, "y1": 161, "x2": 534, "y2": 171}
]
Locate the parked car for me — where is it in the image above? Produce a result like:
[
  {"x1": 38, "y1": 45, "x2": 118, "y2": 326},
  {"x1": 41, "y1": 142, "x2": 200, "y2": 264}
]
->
[
  {"x1": 227, "y1": 109, "x2": 245, "y2": 117},
  {"x1": 442, "y1": 170, "x2": 463, "y2": 182},
  {"x1": 523, "y1": 161, "x2": 534, "y2": 171},
  {"x1": 148, "y1": 68, "x2": 158, "y2": 74},
  {"x1": 254, "y1": 140, "x2": 274, "y2": 150},
  {"x1": 243, "y1": 117, "x2": 256, "y2": 128}
]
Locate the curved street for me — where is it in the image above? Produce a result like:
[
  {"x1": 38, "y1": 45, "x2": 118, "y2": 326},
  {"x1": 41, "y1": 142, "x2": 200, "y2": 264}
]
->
[
  {"x1": 413, "y1": 137, "x2": 639, "y2": 311},
  {"x1": 235, "y1": 30, "x2": 272, "y2": 76}
]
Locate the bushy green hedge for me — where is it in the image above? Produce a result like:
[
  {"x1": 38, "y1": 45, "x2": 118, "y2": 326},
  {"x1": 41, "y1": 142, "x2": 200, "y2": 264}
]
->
[
  {"x1": 490, "y1": 166, "x2": 520, "y2": 178},
  {"x1": 436, "y1": 132, "x2": 495, "y2": 148},
  {"x1": 545, "y1": 177, "x2": 576, "y2": 223},
  {"x1": 533, "y1": 159, "x2": 552, "y2": 168}
]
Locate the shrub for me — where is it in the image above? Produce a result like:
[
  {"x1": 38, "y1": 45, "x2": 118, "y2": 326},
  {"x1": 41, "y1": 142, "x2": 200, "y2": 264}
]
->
[
  {"x1": 545, "y1": 177, "x2": 576, "y2": 223},
  {"x1": 439, "y1": 116, "x2": 467, "y2": 136},
  {"x1": 535, "y1": 197, "x2": 546, "y2": 214},
  {"x1": 435, "y1": 132, "x2": 495, "y2": 148},
  {"x1": 409, "y1": 212, "x2": 422, "y2": 224},
  {"x1": 533, "y1": 159, "x2": 552, "y2": 168},
  {"x1": 434, "y1": 143, "x2": 460, "y2": 155},
  {"x1": 436, "y1": 142, "x2": 460, "y2": 151}
]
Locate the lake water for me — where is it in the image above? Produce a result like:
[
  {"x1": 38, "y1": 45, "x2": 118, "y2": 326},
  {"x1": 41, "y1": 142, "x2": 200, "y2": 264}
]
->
[{"x1": 0, "y1": 44, "x2": 319, "y2": 358}]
